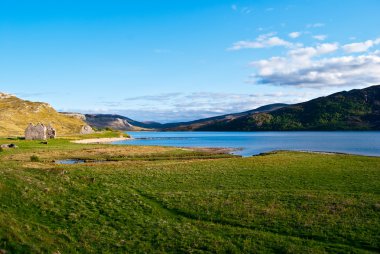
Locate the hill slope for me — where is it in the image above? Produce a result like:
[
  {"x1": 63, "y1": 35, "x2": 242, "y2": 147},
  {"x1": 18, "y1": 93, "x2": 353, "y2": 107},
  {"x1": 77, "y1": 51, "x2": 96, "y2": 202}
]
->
[
  {"x1": 0, "y1": 93, "x2": 88, "y2": 136},
  {"x1": 165, "y1": 85, "x2": 380, "y2": 131},
  {"x1": 84, "y1": 114, "x2": 158, "y2": 131},
  {"x1": 161, "y1": 103, "x2": 288, "y2": 130},
  {"x1": 83, "y1": 104, "x2": 288, "y2": 131}
]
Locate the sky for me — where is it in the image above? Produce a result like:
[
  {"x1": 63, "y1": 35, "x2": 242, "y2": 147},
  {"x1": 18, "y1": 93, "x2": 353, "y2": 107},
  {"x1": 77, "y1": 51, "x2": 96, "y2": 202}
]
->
[{"x1": 1, "y1": 0, "x2": 380, "y2": 122}]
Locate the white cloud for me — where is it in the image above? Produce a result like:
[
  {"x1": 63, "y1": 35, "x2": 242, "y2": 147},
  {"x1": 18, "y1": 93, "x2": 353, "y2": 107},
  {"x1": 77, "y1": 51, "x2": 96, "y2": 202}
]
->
[
  {"x1": 343, "y1": 38, "x2": 380, "y2": 53},
  {"x1": 231, "y1": 5, "x2": 252, "y2": 14},
  {"x1": 288, "y1": 43, "x2": 338, "y2": 58},
  {"x1": 252, "y1": 43, "x2": 338, "y2": 77},
  {"x1": 307, "y1": 23, "x2": 325, "y2": 28},
  {"x1": 228, "y1": 33, "x2": 297, "y2": 50},
  {"x1": 289, "y1": 32, "x2": 301, "y2": 38},
  {"x1": 241, "y1": 7, "x2": 252, "y2": 14},
  {"x1": 313, "y1": 35, "x2": 327, "y2": 41},
  {"x1": 90, "y1": 91, "x2": 310, "y2": 122},
  {"x1": 250, "y1": 40, "x2": 380, "y2": 88},
  {"x1": 315, "y1": 43, "x2": 339, "y2": 54}
]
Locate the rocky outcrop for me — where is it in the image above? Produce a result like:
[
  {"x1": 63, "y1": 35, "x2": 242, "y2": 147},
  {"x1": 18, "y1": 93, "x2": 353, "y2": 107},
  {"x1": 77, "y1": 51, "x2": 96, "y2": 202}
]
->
[
  {"x1": 25, "y1": 123, "x2": 56, "y2": 140},
  {"x1": 0, "y1": 143, "x2": 18, "y2": 149},
  {"x1": 80, "y1": 125, "x2": 95, "y2": 134},
  {"x1": 60, "y1": 112, "x2": 87, "y2": 121},
  {"x1": 0, "y1": 93, "x2": 13, "y2": 99},
  {"x1": 84, "y1": 114, "x2": 152, "y2": 131}
]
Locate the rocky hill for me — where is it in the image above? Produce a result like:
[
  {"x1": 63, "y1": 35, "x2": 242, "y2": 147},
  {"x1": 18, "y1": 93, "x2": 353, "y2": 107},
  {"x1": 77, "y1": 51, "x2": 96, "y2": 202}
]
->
[
  {"x1": 0, "y1": 93, "x2": 88, "y2": 137},
  {"x1": 84, "y1": 114, "x2": 155, "y2": 131},
  {"x1": 165, "y1": 85, "x2": 380, "y2": 131}
]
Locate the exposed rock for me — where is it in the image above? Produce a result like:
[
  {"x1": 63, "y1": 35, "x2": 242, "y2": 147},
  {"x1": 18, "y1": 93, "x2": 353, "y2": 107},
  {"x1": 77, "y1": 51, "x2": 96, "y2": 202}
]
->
[
  {"x1": 80, "y1": 125, "x2": 95, "y2": 134},
  {"x1": 60, "y1": 112, "x2": 87, "y2": 121},
  {"x1": 0, "y1": 144, "x2": 18, "y2": 149},
  {"x1": 0, "y1": 92, "x2": 14, "y2": 99},
  {"x1": 84, "y1": 114, "x2": 148, "y2": 131},
  {"x1": 25, "y1": 123, "x2": 56, "y2": 140}
]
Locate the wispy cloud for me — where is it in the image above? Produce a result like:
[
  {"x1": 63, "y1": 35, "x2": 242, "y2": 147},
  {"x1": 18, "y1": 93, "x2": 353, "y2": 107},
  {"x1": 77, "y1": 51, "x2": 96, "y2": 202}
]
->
[
  {"x1": 289, "y1": 32, "x2": 301, "y2": 39},
  {"x1": 228, "y1": 33, "x2": 299, "y2": 50},
  {"x1": 231, "y1": 5, "x2": 253, "y2": 14},
  {"x1": 13, "y1": 92, "x2": 71, "y2": 100},
  {"x1": 313, "y1": 34, "x2": 327, "y2": 41},
  {"x1": 342, "y1": 38, "x2": 380, "y2": 53},
  {"x1": 86, "y1": 91, "x2": 313, "y2": 122},
  {"x1": 306, "y1": 23, "x2": 325, "y2": 28},
  {"x1": 124, "y1": 93, "x2": 182, "y2": 101}
]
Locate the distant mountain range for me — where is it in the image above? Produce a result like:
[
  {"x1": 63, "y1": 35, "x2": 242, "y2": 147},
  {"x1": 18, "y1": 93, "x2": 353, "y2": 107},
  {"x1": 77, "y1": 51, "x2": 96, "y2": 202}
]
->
[
  {"x1": 81, "y1": 103, "x2": 288, "y2": 131},
  {"x1": 82, "y1": 85, "x2": 380, "y2": 131},
  {"x1": 1, "y1": 85, "x2": 378, "y2": 137}
]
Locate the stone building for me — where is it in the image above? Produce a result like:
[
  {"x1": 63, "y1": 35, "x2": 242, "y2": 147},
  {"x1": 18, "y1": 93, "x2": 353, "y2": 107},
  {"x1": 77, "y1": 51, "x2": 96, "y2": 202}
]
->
[
  {"x1": 46, "y1": 124, "x2": 56, "y2": 139},
  {"x1": 25, "y1": 123, "x2": 56, "y2": 140}
]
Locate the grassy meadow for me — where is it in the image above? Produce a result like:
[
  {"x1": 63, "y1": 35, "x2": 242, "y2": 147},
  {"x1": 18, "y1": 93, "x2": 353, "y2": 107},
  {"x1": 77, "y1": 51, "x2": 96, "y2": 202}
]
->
[{"x1": 0, "y1": 135, "x2": 379, "y2": 253}]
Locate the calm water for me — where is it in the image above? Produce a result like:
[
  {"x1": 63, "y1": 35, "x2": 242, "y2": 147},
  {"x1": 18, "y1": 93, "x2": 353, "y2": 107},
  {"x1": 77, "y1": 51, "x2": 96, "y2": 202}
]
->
[{"x1": 114, "y1": 131, "x2": 380, "y2": 157}]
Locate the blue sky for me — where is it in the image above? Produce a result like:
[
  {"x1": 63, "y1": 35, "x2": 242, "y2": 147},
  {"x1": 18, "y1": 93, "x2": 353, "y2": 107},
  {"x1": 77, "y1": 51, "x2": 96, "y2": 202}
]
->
[{"x1": 1, "y1": 0, "x2": 380, "y2": 122}]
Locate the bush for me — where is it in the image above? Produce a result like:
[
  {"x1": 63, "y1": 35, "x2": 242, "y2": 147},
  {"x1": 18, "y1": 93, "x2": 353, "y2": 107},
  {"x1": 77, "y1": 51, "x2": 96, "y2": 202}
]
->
[{"x1": 30, "y1": 155, "x2": 40, "y2": 162}]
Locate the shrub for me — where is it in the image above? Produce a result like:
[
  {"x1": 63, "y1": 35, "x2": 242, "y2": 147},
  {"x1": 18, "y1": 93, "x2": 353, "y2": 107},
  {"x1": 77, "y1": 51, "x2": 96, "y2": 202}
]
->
[{"x1": 30, "y1": 155, "x2": 40, "y2": 162}]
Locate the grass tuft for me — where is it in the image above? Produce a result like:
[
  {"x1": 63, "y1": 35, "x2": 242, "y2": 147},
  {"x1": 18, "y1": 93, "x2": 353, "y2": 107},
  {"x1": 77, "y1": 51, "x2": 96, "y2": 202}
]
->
[{"x1": 30, "y1": 155, "x2": 40, "y2": 162}]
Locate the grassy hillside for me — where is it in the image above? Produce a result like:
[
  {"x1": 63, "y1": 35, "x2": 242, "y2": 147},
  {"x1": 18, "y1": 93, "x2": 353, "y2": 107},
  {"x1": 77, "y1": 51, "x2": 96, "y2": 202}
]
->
[
  {"x1": 166, "y1": 85, "x2": 380, "y2": 131},
  {"x1": 0, "y1": 93, "x2": 87, "y2": 137},
  {"x1": 160, "y1": 103, "x2": 288, "y2": 130},
  {"x1": 0, "y1": 139, "x2": 379, "y2": 253}
]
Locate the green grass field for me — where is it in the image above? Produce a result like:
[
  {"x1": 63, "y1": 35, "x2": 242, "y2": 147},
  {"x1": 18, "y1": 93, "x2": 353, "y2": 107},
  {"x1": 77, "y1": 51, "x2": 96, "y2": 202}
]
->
[{"x1": 0, "y1": 137, "x2": 379, "y2": 253}]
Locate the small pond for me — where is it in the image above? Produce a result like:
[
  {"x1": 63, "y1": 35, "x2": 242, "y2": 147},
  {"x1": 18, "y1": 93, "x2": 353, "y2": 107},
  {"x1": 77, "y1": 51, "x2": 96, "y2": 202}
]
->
[{"x1": 55, "y1": 159, "x2": 85, "y2": 165}]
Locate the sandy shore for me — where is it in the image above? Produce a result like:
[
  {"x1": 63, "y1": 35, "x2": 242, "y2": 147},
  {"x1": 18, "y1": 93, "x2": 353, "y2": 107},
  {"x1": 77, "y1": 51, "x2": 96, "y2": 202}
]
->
[{"x1": 71, "y1": 137, "x2": 130, "y2": 144}]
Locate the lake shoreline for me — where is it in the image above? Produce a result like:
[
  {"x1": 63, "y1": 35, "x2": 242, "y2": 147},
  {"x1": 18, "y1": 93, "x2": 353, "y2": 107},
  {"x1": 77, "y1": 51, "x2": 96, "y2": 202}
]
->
[
  {"x1": 72, "y1": 137, "x2": 131, "y2": 144},
  {"x1": 117, "y1": 131, "x2": 380, "y2": 157}
]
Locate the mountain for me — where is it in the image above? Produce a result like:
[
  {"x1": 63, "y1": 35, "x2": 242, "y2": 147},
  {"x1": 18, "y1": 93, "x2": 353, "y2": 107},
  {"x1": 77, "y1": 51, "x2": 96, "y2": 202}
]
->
[
  {"x1": 46, "y1": 85, "x2": 379, "y2": 133},
  {"x1": 160, "y1": 103, "x2": 288, "y2": 130},
  {"x1": 0, "y1": 93, "x2": 88, "y2": 137},
  {"x1": 84, "y1": 114, "x2": 160, "y2": 131},
  {"x1": 82, "y1": 104, "x2": 288, "y2": 131},
  {"x1": 165, "y1": 85, "x2": 380, "y2": 131}
]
